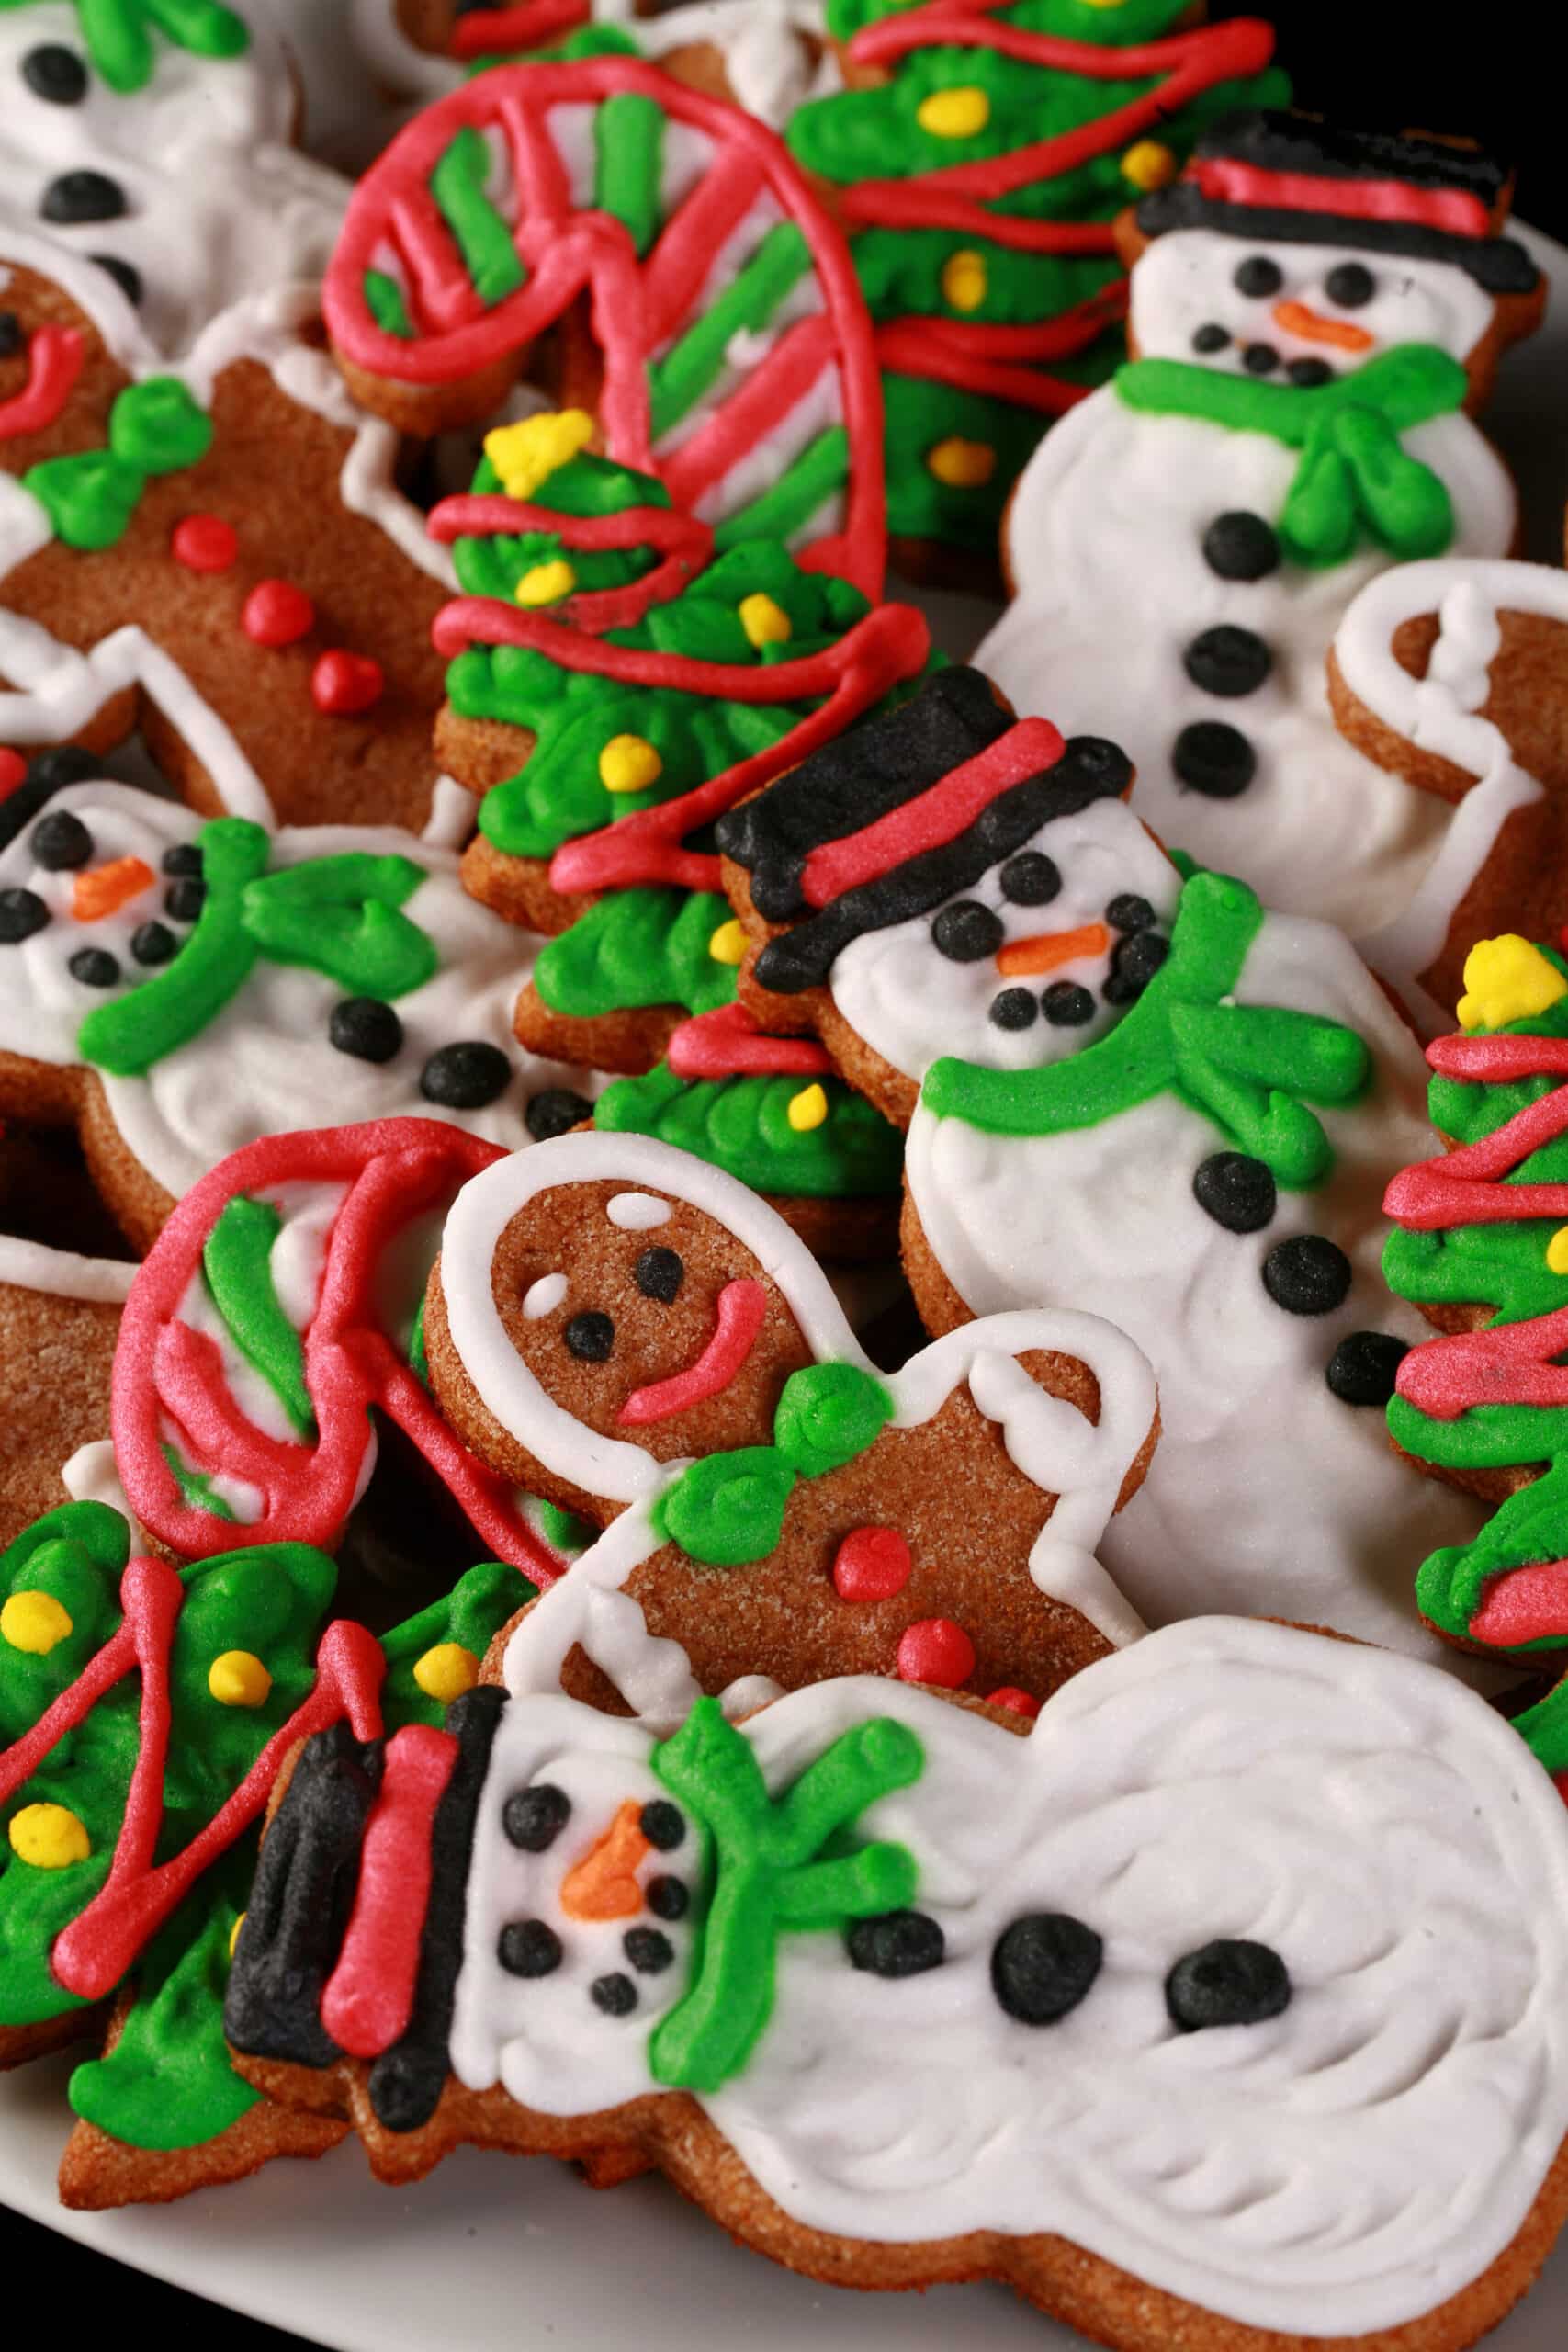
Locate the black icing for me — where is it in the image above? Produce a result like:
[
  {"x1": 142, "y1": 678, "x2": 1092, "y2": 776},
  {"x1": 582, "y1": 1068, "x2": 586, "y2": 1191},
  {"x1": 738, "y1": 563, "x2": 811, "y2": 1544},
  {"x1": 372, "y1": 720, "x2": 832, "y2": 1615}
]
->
[
  {"x1": 1241, "y1": 342, "x2": 1280, "y2": 375},
  {"x1": 1102, "y1": 930, "x2": 1168, "y2": 1003},
  {"x1": 1106, "y1": 893, "x2": 1155, "y2": 935},
  {"x1": 635, "y1": 1246, "x2": 684, "y2": 1303},
  {"x1": 1325, "y1": 1329, "x2": 1409, "y2": 1406},
  {"x1": 0, "y1": 888, "x2": 50, "y2": 944},
  {"x1": 0, "y1": 746, "x2": 100, "y2": 854},
  {"x1": 421, "y1": 1040, "x2": 510, "y2": 1109},
  {"x1": 1136, "y1": 185, "x2": 1539, "y2": 296},
  {"x1": 22, "y1": 43, "x2": 87, "y2": 103},
  {"x1": 1233, "y1": 254, "x2": 1283, "y2": 298},
  {"x1": 1286, "y1": 356, "x2": 1334, "y2": 387},
  {"x1": 162, "y1": 842, "x2": 203, "y2": 877},
  {"x1": 91, "y1": 254, "x2": 142, "y2": 307},
  {"x1": 1166, "y1": 1938, "x2": 1291, "y2": 2031},
  {"x1": 329, "y1": 998, "x2": 403, "y2": 1064},
  {"x1": 1192, "y1": 1151, "x2": 1277, "y2": 1234},
  {"x1": 1262, "y1": 1235, "x2": 1353, "y2": 1316},
  {"x1": 846, "y1": 1909, "x2": 946, "y2": 1979},
  {"x1": 1325, "y1": 260, "x2": 1375, "y2": 308},
  {"x1": 991, "y1": 1913, "x2": 1103, "y2": 2025},
  {"x1": 498, "y1": 1918, "x2": 563, "y2": 1978},
  {"x1": 1172, "y1": 720, "x2": 1256, "y2": 798},
  {"x1": 1183, "y1": 626, "x2": 1272, "y2": 699},
  {"x1": 1042, "y1": 981, "x2": 1094, "y2": 1027},
  {"x1": 640, "y1": 1799, "x2": 685, "y2": 1852},
  {"x1": 30, "y1": 810, "x2": 92, "y2": 870},
  {"x1": 40, "y1": 169, "x2": 127, "y2": 224},
  {"x1": 164, "y1": 876, "x2": 206, "y2": 922},
  {"x1": 68, "y1": 946, "x2": 119, "y2": 989},
  {"x1": 130, "y1": 921, "x2": 176, "y2": 966},
  {"x1": 0, "y1": 311, "x2": 19, "y2": 357},
  {"x1": 591, "y1": 1972, "x2": 637, "y2": 2017},
  {"x1": 564, "y1": 1311, "x2": 614, "y2": 1363},
  {"x1": 502, "y1": 1782, "x2": 571, "y2": 1852},
  {"x1": 998, "y1": 851, "x2": 1060, "y2": 907},
  {"x1": 931, "y1": 899, "x2": 1004, "y2": 963},
  {"x1": 1201, "y1": 512, "x2": 1280, "y2": 582},
  {"x1": 624, "y1": 1927, "x2": 675, "y2": 1975},
  {"x1": 525, "y1": 1086, "x2": 592, "y2": 1141},
  {"x1": 988, "y1": 986, "x2": 1037, "y2": 1031},
  {"x1": 1191, "y1": 322, "x2": 1229, "y2": 355},
  {"x1": 647, "y1": 1874, "x2": 689, "y2": 1921}
]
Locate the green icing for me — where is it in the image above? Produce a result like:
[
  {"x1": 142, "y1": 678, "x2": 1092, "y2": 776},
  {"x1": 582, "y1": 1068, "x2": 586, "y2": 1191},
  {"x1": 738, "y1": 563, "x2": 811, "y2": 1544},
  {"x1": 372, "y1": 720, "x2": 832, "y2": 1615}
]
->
[
  {"x1": 159, "y1": 1443, "x2": 237, "y2": 1524},
  {"x1": 879, "y1": 361, "x2": 1111, "y2": 548},
  {"x1": 649, "y1": 222, "x2": 812, "y2": 441},
  {"x1": 536, "y1": 1498, "x2": 594, "y2": 1554},
  {"x1": 649, "y1": 1700, "x2": 921, "y2": 2091},
  {"x1": 430, "y1": 123, "x2": 525, "y2": 306},
  {"x1": 923, "y1": 871, "x2": 1371, "y2": 1185},
  {"x1": 652, "y1": 1361, "x2": 893, "y2": 1566},
  {"x1": 202, "y1": 1196, "x2": 314, "y2": 1440},
  {"x1": 534, "y1": 888, "x2": 739, "y2": 1021},
  {"x1": 453, "y1": 447, "x2": 669, "y2": 611},
  {"x1": 0, "y1": 0, "x2": 248, "y2": 95},
  {"x1": 711, "y1": 427, "x2": 851, "y2": 552},
  {"x1": 1117, "y1": 345, "x2": 1468, "y2": 566},
  {"x1": 23, "y1": 377, "x2": 212, "y2": 550},
  {"x1": 593, "y1": 90, "x2": 667, "y2": 258},
  {"x1": 595, "y1": 1064, "x2": 902, "y2": 1198},
  {"x1": 364, "y1": 268, "x2": 414, "y2": 340}
]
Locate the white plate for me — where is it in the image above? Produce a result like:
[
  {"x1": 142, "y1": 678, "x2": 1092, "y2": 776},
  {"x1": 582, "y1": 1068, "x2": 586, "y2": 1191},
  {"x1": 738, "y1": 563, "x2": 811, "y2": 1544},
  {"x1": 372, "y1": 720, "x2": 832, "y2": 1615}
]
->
[{"x1": 6, "y1": 34, "x2": 1568, "y2": 2333}]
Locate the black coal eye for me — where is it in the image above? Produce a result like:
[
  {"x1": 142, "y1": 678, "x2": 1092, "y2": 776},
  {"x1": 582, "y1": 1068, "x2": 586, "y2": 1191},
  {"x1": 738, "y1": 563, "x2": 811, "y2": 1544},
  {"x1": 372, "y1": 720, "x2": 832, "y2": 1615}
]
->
[
  {"x1": 564, "y1": 1310, "x2": 615, "y2": 1362},
  {"x1": 847, "y1": 1909, "x2": 945, "y2": 1978},
  {"x1": 502, "y1": 1783, "x2": 570, "y2": 1851},
  {"x1": 420, "y1": 1040, "x2": 510, "y2": 1109},
  {"x1": 1234, "y1": 254, "x2": 1282, "y2": 298},
  {"x1": 130, "y1": 920, "x2": 176, "y2": 966},
  {"x1": 636, "y1": 1246, "x2": 683, "y2": 1302},
  {"x1": 22, "y1": 43, "x2": 88, "y2": 104},
  {"x1": 1166, "y1": 1939, "x2": 1291, "y2": 2030},
  {"x1": 991, "y1": 1912, "x2": 1102, "y2": 2024},
  {"x1": 640, "y1": 1799, "x2": 685, "y2": 1851},
  {"x1": 931, "y1": 900, "x2": 1003, "y2": 962},
  {"x1": 1102, "y1": 930, "x2": 1168, "y2": 1004},
  {"x1": 1041, "y1": 981, "x2": 1094, "y2": 1027},
  {"x1": 30, "y1": 810, "x2": 92, "y2": 870},
  {"x1": 162, "y1": 842, "x2": 203, "y2": 877},
  {"x1": 988, "y1": 987, "x2": 1037, "y2": 1031},
  {"x1": 1105, "y1": 893, "x2": 1154, "y2": 935},
  {"x1": 91, "y1": 254, "x2": 142, "y2": 307},
  {"x1": 624, "y1": 1927, "x2": 675, "y2": 1975},
  {"x1": 591, "y1": 1973, "x2": 638, "y2": 2016},
  {"x1": 498, "y1": 1919, "x2": 562, "y2": 1977},
  {"x1": 0, "y1": 311, "x2": 21, "y2": 358},
  {"x1": 525, "y1": 1086, "x2": 592, "y2": 1141},
  {"x1": 1287, "y1": 356, "x2": 1333, "y2": 388},
  {"x1": 1191, "y1": 322, "x2": 1228, "y2": 354},
  {"x1": 68, "y1": 946, "x2": 119, "y2": 988},
  {"x1": 164, "y1": 876, "x2": 206, "y2": 922},
  {"x1": 0, "y1": 888, "x2": 50, "y2": 944},
  {"x1": 1193, "y1": 1151, "x2": 1276, "y2": 1234},
  {"x1": 998, "y1": 852, "x2": 1060, "y2": 907},
  {"x1": 1262, "y1": 1235, "x2": 1351, "y2": 1316},
  {"x1": 329, "y1": 998, "x2": 403, "y2": 1063},
  {"x1": 41, "y1": 169, "x2": 127, "y2": 224},
  {"x1": 1325, "y1": 261, "x2": 1375, "y2": 310}
]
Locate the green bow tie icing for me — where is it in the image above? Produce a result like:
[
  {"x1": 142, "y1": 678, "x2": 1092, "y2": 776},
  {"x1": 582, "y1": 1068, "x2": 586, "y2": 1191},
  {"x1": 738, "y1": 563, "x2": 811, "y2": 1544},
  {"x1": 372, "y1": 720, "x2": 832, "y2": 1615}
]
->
[
  {"x1": 923, "y1": 870, "x2": 1371, "y2": 1188},
  {"x1": 1115, "y1": 344, "x2": 1468, "y2": 568},
  {"x1": 648, "y1": 1699, "x2": 922, "y2": 2093},
  {"x1": 652, "y1": 1361, "x2": 894, "y2": 1568},
  {"x1": 21, "y1": 378, "x2": 213, "y2": 551},
  {"x1": 0, "y1": 0, "x2": 248, "y2": 93},
  {"x1": 77, "y1": 817, "x2": 439, "y2": 1079}
]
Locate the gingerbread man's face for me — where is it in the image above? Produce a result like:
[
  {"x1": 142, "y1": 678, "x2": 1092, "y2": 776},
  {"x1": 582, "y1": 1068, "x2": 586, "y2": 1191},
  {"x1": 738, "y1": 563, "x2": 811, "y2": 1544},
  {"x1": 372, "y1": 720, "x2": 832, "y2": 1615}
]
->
[{"x1": 486, "y1": 1179, "x2": 815, "y2": 1471}]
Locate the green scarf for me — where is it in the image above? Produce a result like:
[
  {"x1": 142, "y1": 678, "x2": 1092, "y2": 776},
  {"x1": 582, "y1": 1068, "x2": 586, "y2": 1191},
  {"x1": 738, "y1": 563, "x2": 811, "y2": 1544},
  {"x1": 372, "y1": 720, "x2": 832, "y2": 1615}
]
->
[
  {"x1": 1115, "y1": 343, "x2": 1468, "y2": 568},
  {"x1": 922, "y1": 871, "x2": 1371, "y2": 1188},
  {"x1": 651, "y1": 1360, "x2": 893, "y2": 1567}
]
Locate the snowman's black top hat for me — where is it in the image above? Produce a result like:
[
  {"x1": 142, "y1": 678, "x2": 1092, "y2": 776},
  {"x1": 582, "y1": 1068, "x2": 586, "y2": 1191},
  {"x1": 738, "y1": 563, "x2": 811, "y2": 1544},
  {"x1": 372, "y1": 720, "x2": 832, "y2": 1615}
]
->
[{"x1": 1136, "y1": 111, "x2": 1540, "y2": 297}]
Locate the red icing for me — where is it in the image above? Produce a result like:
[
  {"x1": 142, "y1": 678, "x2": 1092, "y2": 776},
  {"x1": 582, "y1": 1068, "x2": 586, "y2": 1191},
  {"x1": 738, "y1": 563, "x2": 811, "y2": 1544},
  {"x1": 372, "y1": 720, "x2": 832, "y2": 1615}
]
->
[
  {"x1": 984, "y1": 1685, "x2": 1042, "y2": 1720},
  {"x1": 896, "y1": 1616, "x2": 976, "y2": 1689},
  {"x1": 1469, "y1": 1564, "x2": 1568, "y2": 1649},
  {"x1": 322, "y1": 60, "x2": 887, "y2": 601},
  {"x1": 831, "y1": 1526, "x2": 912, "y2": 1603},
  {"x1": 111, "y1": 1120, "x2": 563, "y2": 1584},
  {"x1": 0, "y1": 749, "x2": 27, "y2": 797},
  {"x1": 319, "y1": 1722, "x2": 457, "y2": 2058},
  {"x1": 874, "y1": 283, "x2": 1125, "y2": 416},
  {"x1": 1192, "y1": 158, "x2": 1491, "y2": 239},
  {"x1": 666, "y1": 1003, "x2": 831, "y2": 1082},
  {"x1": 428, "y1": 494, "x2": 715, "y2": 635},
  {"x1": 243, "y1": 578, "x2": 316, "y2": 648},
  {"x1": 1383, "y1": 1035, "x2": 1568, "y2": 1233},
  {"x1": 447, "y1": 0, "x2": 587, "y2": 54},
  {"x1": 0, "y1": 323, "x2": 85, "y2": 441},
  {"x1": 170, "y1": 514, "x2": 238, "y2": 574},
  {"x1": 617, "y1": 1277, "x2": 767, "y2": 1426},
  {"x1": 312, "y1": 650, "x2": 384, "y2": 715},
  {"x1": 799, "y1": 716, "x2": 1065, "y2": 909}
]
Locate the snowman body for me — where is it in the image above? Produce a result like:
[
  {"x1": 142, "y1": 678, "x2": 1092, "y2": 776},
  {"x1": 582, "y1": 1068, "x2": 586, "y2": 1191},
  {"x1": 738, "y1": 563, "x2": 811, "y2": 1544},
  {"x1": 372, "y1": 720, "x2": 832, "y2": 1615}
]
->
[
  {"x1": 977, "y1": 230, "x2": 1517, "y2": 944},
  {"x1": 0, "y1": 3, "x2": 347, "y2": 356}
]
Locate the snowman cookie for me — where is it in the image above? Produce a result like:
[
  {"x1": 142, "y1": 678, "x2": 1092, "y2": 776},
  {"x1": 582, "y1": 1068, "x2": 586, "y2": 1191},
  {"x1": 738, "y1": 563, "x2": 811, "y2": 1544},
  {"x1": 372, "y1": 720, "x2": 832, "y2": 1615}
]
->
[
  {"x1": 0, "y1": 237, "x2": 466, "y2": 837},
  {"x1": 229, "y1": 1618, "x2": 1568, "y2": 2350},
  {"x1": 0, "y1": 0, "x2": 348, "y2": 359},
  {"x1": 423, "y1": 1127, "x2": 1158, "y2": 1710},
  {"x1": 0, "y1": 778, "x2": 594, "y2": 1245},
  {"x1": 976, "y1": 111, "x2": 1544, "y2": 950},
  {"x1": 717, "y1": 667, "x2": 1494, "y2": 1673}
]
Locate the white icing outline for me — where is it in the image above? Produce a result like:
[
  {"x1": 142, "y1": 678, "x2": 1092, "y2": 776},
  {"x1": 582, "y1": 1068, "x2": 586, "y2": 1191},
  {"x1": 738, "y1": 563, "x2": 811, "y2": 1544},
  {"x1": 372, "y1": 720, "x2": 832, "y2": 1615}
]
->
[{"x1": 0, "y1": 1233, "x2": 135, "y2": 1305}]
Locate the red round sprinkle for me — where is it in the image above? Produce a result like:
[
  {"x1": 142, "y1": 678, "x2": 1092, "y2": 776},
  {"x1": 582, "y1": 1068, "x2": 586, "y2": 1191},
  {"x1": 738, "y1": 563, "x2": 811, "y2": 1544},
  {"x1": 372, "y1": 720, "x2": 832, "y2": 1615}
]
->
[
  {"x1": 171, "y1": 514, "x2": 237, "y2": 573},
  {"x1": 832, "y1": 1526, "x2": 912, "y2": 1603},
  {"x1": 896, "y1": 1617, "x2": 976, "y2": 1690},
  {"x1": 243, "y1": 578, "x2": 315, "y2": 649},
  {"x1": 311, "y1": 649, "x2": 383, "y2": 716},
  {"x1": 0, "y1": 748, "x2": 27, "y2": 798},
  {"x1": 984, "y1": 1686, "x2": 1042, "y2": 1722}
]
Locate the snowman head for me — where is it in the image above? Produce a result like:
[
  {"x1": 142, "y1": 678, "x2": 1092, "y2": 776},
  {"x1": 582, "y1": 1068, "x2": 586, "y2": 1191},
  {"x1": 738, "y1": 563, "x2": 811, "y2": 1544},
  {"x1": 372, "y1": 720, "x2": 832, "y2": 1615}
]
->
[
  {"x1": 436, "y1": 1130, "x2": 866, "y2": 1506},
  {"x1": 1127, "y1": 110, "x2": 1540, "y2": 379}
]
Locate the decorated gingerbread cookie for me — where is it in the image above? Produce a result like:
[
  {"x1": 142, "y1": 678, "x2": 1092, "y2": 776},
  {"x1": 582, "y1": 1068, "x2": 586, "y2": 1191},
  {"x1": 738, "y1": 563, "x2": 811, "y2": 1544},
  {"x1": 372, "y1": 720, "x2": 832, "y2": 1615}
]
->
[
  {"x1": 0, "y1": 235, "x2": 468, "y2": 836},
  {"x1": 0, "y1": 778, "x2": 594, "y2": 1241},
  {"x1": 787, "y1": 0, "x2": 1287, "y2": 566},
  {"x1": 229, "y1": 1616, "x2": 1568, "y2": 2349},
  {"x1": 0, "y1": 1, "x2": 349, "y2": 359},
  {"x1": 0, "y1": 1225, "x2": 130, "y2": 1549},
  {"x1": 976, "y1": 112, "x2": 1544, "y2": 949},
  {"x1": 423, "y1": 1127, "x2": 1158, "y2": 1709},
  {"x1": 717, "y1": 668, "x2": 1493, "y2": 1669}
]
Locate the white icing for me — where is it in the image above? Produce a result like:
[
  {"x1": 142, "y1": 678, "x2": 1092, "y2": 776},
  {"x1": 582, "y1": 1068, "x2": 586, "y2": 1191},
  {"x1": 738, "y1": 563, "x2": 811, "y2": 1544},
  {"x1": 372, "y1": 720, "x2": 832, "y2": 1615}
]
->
[
  {"x1": 606, "y1": 1192, "x2": 672, "y2": 1231},
  {"x1": 61, "y1": 1436, "x2": 145, "y2": 1545},
  {"x1": 978, "y1": 225, "x2": 1517, "y2": 946},
  {"x1": 420, "y1": 774, "x2": 479, "y2": 853},
  {"x1": 0, "y1": 781, "x2": 597, "y2": 1202},
  {"x1": 449, "y1": 1622, "x2": 1568, "y2": 2336},
  {"x1": 523, "y1": 1272, "x2": 569, "y2": 1321},
  {"x1": 0, "y1": 1232, "x2": 134, "y2": 1305},
  {"x1": 0, "y1": 5, "x2": 350, "y2": 358}
]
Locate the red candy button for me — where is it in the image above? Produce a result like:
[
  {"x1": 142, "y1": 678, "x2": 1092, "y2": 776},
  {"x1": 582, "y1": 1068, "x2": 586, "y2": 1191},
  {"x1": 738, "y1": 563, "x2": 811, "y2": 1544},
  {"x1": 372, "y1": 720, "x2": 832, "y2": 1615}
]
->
[
  {"x1": 0, "y1": 748, "x2": 27, "y2": 797},
  {"x1": 984, "y1": 1686, "x2": 1042, "y2": 1722},
  {"x1": 896, "y1": 1617, "x2": 976, "y2": 1690},
  {"x1": 171, "y1": 514, "x2": 237, "y2": 573},
  {"x1": 832, "y1": 1526, "x2": 912, "y2": 1603},
  {"x1": 243, "y1": 578, "x2": 315, "y2": 649},
  {"x1": 312, "y1": 650, "x2": 383, "y2": 716}
]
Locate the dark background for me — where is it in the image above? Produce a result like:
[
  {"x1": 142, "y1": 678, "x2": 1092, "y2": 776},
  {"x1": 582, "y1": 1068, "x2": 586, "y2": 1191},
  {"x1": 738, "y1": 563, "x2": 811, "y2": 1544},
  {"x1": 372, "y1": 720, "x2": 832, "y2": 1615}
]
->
[{"x1": 0, "y1": 6, "x2": 1553, "y2": 2346}]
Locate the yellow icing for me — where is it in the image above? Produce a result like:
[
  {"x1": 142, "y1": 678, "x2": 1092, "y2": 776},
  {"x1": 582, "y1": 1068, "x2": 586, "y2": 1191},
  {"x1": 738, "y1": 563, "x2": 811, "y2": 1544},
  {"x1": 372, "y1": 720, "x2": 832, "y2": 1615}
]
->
[
  {"x1": 1456, "y1": 935, "x2": 1568, "y2": 1032},
  {"x1": 928, "y1": 436, "x2": 996, "y2": 488},
  {"x1": 8, "y1": 1802, "x2": 90, "y2": 1869},
  {"x1": 1, "y1": 1589, "x2": 73, "y2": 1655},
  {"x1": 599, "y1": 734, "x2": 663, "y2": 794},
  {"x1": 484, "y1": 408, "x2": 594, "y2": 501},
  {"x1": 918, "y1": 87, "x2": 990, "y2": 139},
  {"x1": 787, "y1": 1082, "x2": 829, "y2": 1132},
  {"x1": 209, "y1": 1650, "x2": 273, "y2": 1708},
  {"x1": 413, "y1": 1643, "x2": 479, "y2": 1702}
]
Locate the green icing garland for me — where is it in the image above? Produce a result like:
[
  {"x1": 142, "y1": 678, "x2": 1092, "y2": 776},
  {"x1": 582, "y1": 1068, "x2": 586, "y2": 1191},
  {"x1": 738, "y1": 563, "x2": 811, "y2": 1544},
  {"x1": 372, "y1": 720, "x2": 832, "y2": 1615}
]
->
[
  {"x1": 595, "y1": 1063, "x2": 903, "y2": 1199},
  {"x1": 923, "y1": 870, "x2": 1371, "y2": 1185},
  {"x1": 533, "y1": 888, "x2": 739, "y2": 1023},
  {"x1": 649, "y1": 1698, "x2": 921, "y2": 2092},
  {"x1": 22, "y1": 376, "x2": 212, "y2": 550},
  {"x1": 0, "y1": 0, "x2": 247, "y2": 95},
  {"x1": 652, "y1": 1361, "x2": 893, "y2": 1566}
]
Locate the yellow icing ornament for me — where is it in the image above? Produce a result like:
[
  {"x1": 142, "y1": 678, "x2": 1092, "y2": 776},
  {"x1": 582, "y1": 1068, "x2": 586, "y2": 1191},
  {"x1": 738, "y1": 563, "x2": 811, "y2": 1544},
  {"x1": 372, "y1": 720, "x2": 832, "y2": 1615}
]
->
[
  {"x1": 8, "y1": 1802, "x2": 90, "y2": 1869},
  {"x1": 1, "y1": 1589, "x2": 73, "y2": 1655},
  {"x1": 941, "y1": 250, "x2": 987, "y2": 312},
  {"x1": 708, "y1": 918, "x2": 747, "y2": 966},
  {"x1": 928, "y1": 437, "x2": 996, "y2": 489},
  {"x1": 918, "y1": 87, "x2": 990, "y2": 139},
  {"x1": 599, "y1": 735, "x2": 663, "y2": 795},
  {"x1": 1548, "y1": 1227, "x2": 1568, "y2": 1277},
  {"x1": 1456, "y1": 935, "x2": 1568, "y2": 1032},
  {"x1": 787, "y1": 1083, "x2": 829, "y2": 1133},
  {"x1": 413, "y1": 1643, "x2": 479, "y2": 1702},
  {"x1": 229, "y1": 1912, "x2": 246, "y2": 1960},
  {"x1": 209, "y1": 1650, "x2": 272, "y2": 1709},
  {"x1": 1121, "y1": 139, "x2": 1177, "y2": 191},
  {"x1": 483, "y1": 408, "x2": 594, "y2": 501},
  {"x1": 516, "y1": 559, "x2": 577, "y2": 608},
  {"x1": 739, "y1": 593, "x2": 791, "y2": 650}
]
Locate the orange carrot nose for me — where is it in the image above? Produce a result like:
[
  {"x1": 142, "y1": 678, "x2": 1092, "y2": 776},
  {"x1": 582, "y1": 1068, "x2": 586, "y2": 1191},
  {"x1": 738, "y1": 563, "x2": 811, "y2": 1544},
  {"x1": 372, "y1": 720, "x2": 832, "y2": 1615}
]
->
[
  {"x1": 559, "y1": 1799, "x2": 651, "y2": 1921},
  {"x1": 995, "y1": 921, "x2": 1110, "y2": 978},
  {"x1": 72, "y1": 857, "x2": 155, "y2": 922},
  {"x1": 1271, "y1": 299, "x2": 1375, "y2": 353}
]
